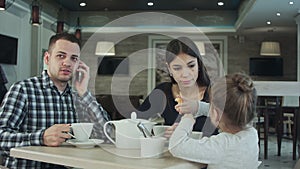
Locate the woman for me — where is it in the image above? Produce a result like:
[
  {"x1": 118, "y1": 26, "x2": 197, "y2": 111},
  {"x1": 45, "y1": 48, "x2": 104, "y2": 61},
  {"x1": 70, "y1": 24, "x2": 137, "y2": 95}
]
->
[{"x1": 139, "y1": 37, "x2": 216, "y2": 136}]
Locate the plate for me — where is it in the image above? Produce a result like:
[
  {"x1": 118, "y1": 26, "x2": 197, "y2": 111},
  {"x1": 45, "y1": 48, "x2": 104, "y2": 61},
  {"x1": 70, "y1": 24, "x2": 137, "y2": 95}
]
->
[
  {"x1": 66, "y1": 139, "x2": 104, "y2": 148},
  {"x1": 100, "y1": 144, "x2": 169, "y2": 159}
]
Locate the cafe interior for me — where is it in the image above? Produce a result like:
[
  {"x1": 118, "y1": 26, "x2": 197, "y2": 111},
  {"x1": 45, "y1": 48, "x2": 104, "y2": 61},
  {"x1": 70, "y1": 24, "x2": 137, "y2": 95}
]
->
[{"x1": 0, "y1": 0, "x2": 300, "y2": 168}]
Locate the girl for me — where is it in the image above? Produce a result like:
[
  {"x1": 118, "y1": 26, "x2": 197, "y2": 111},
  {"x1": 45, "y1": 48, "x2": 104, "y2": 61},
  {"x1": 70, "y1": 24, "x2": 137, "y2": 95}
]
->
[{"x1": 169, "y1": 73, "x2": 260, "y2": 169}]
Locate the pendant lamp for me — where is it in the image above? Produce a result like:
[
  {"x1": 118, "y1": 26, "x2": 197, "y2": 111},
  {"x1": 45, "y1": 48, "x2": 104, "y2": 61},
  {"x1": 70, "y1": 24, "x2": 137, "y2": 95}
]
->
[
  {"x1": 30, "y1": 0, "x2": 41, "y2": 26},
  {"x1": 0, "y1": 0, "x2": 14, "y2": 11},
  {"x1": 260, "y1": 41, "x2": 281, "y2": 56},
  {"x1": 74, "y1": 17, "x2": 82, "y2": 40},
  {"x1": 56, "y1": 21, "x2": 64, "y2": 33},
  {"x1": 0, "y1": 0, "x2": 5, "y2": 10}
]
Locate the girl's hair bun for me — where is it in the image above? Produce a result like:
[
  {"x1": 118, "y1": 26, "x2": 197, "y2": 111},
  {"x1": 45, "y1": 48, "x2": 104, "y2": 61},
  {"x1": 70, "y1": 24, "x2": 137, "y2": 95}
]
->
[{"x1": 232, "y1": 73, "x2": 254, "y2": 93}]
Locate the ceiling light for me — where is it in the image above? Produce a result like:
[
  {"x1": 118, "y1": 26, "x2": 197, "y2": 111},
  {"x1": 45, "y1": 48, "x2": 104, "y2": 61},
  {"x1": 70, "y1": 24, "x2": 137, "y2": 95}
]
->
[
  {"x1": 147, "y1": 2, "x2": 154, "y2": 6},
  {"x1": 266, "y1": 21, "x2": 271, "y2": 25},
  {"x1": 217, "y1": 1, "x2": 224, "y2": 6},
  {"x1": 289, "y1": 1, "x2": 294, "y2": 5},
  {"x1": 276, "y1": 12, "x2": 281, "y2": 16},
  {"x1": 79, "y1": 2, "x2": 86, "y2": 7}
]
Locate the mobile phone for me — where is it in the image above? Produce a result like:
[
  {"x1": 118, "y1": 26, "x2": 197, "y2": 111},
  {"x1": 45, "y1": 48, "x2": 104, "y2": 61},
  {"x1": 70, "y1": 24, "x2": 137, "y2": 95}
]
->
[{"x1": 76, "y1": 71, "x2": 82, "y2": 82}]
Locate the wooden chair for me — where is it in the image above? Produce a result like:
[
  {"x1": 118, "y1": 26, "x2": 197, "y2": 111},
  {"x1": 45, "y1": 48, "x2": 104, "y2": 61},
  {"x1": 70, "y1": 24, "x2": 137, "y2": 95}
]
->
[
  {"x1": 255, "y1": 96, "x2": 266, "y2": 149},
  {"x1": 278, "y1": 96, "x2": 299, "y2": 160},
  {"x1": 257, "y1": 96, "x2": 300, "y2": 160},
  {"x1": 284, "y1": 113, "x2": 294, "y2": 138},
  {"x1": 256, "y1": 96, "x2": 281, "y2": 159}
]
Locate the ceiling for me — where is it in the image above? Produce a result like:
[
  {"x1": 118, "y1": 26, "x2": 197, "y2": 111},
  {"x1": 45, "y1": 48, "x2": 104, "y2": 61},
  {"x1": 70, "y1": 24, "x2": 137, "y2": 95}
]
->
[
  {"x1": 51, "y1": 0, "x2": 300, "y2": 35},
  {"x1": 54, "y1": 0, "x2": 243, "y2": 11},
  {"x1": 240, "y1": 0, "x2": 300, "y2": 35}
]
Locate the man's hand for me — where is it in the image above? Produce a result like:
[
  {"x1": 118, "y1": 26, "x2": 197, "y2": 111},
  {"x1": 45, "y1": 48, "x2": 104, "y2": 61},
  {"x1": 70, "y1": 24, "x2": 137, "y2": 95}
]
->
[
  {"x1": 74, "y1": 61, "x2": 90, "y2": 97},
  {"x1": 43, "y1": 124, "x2": 71, "y2": 147}
]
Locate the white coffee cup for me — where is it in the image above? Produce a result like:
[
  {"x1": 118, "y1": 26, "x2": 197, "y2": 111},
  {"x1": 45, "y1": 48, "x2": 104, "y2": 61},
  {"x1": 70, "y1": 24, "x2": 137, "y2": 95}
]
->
[
  {"x1": 71, "y1": 123, "x2": 94, "y2": 142},
  {"x1": 152, "y1": 125, "x2": 171, "y2": 137},
  {"x1": 189, "y1": 131, "x2": 203, "y2": 139},
  {"x1": 140, "y1": 136, "x2": 166, "y2": 158}
]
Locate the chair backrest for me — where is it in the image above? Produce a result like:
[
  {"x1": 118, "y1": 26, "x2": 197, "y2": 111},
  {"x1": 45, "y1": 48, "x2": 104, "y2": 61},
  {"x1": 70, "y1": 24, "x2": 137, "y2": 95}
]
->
[
  {"x1": 95, "y1": 94, "x2": 143, "y2": 120},
  {"x1": 282, "y1": 96, "x2": 299, "y2": 107},
  {"x1": 263, "y1": 96, "x2": 281, "y2": 107}
]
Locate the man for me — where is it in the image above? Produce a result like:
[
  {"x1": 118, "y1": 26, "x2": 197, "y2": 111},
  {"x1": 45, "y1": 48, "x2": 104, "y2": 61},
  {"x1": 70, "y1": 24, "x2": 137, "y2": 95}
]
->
[{"x1": 0, "y1": 33, "x2": 110, "y2": 168}]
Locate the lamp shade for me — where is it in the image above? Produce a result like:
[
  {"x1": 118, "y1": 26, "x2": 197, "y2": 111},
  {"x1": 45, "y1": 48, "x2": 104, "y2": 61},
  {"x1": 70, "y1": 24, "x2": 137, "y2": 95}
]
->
[
  {"x1": 194, "y1": 41, "x2": 205, "y2": 56},
  {"x1": 260, "y1": 41, "x2": 281, "y2": 56},
  {"x1": 30, "y1": 0, "x2": 41, "y2": 26},
  {"x1": 31, "y1": 5, "x2": 40, "y2": 25},
  {"x1": 95, "y1": 41, "x2": 115, "y2": 56},
  {"x1": 56, "y1": 21, "x2": 64, "y2": 33},
  {"x1": 0, "y1": 0, "x2": 14, "y2": 11},
  {"x1": 74, "y1": 17, "x2": 81, "y2": 40},
  {"x1": 75, "y1": 28, "x2": 81, "y2": 40}
]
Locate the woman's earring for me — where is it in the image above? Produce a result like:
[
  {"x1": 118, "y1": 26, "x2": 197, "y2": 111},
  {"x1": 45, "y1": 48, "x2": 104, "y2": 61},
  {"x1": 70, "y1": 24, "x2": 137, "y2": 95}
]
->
[{"x1": 170, "y1": 73, "x2": 173, "y2": 76}]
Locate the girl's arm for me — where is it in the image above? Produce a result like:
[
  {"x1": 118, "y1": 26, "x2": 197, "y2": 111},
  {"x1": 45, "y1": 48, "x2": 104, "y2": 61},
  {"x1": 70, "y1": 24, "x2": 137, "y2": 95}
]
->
[
  {"x1": 194, "y1": 101, "x2": 210, "y2": 118},
  {"x1": 168, "y1": 114, "x2": 224, "y2": 164},
  {"x1": 175, "y1": 97, "x2": 210, "y2": 117}
]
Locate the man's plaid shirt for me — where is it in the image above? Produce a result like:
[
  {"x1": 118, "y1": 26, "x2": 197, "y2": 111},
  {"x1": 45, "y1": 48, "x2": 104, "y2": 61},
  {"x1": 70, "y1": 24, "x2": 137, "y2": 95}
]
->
[{"x1": 0, "y1": 70, "x2": 110, "y2": 169}]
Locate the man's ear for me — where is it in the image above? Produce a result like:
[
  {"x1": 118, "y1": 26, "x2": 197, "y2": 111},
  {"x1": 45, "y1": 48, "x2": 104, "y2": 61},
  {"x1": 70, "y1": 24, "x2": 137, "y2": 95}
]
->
[{"x1": 44, "y1": 51, "x2": 50, "y2": 65}]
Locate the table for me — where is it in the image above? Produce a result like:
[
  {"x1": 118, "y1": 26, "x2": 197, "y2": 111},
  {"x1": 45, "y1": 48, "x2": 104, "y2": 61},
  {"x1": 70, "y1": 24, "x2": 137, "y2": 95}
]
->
[{"x1": 10, "y1": 144, "x2": 206, "y2": 169}]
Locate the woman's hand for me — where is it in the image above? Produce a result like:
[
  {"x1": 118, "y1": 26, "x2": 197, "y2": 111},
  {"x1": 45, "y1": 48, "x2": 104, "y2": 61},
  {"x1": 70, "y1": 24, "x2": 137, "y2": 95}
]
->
[{"x1": 164, "y1": 123, "x2": 179, "y2": 138}]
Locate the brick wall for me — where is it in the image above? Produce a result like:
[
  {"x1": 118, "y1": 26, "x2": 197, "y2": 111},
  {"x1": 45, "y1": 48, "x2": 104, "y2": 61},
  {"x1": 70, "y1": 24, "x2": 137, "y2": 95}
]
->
[{"x1": 81, "y1": 33, "x2": 297, "y2": 99}]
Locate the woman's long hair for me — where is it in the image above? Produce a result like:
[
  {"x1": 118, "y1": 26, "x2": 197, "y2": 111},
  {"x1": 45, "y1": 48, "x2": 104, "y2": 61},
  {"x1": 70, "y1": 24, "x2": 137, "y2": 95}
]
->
[{"x1": 165, "y1": 37, "x2": 210, "y2": 87}]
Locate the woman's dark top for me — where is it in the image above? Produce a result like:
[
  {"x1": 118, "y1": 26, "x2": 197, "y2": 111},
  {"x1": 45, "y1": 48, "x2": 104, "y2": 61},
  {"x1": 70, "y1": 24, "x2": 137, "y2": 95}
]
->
[{"x1": 138, "y1": 82, "x2": 217, "y2": 136}]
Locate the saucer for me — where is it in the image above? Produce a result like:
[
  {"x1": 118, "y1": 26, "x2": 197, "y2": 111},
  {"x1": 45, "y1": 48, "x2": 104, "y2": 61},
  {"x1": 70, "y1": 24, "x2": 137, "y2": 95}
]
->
[{"x1": 66, "y1": 139, "x2": 104, "y2": 148}]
